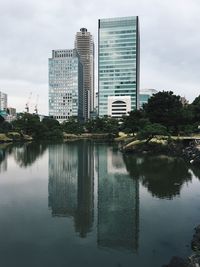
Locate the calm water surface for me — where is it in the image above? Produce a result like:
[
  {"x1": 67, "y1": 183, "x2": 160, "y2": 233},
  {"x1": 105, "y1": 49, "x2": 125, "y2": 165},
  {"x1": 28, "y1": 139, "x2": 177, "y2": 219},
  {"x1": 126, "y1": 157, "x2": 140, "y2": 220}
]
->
[{"x1": 0, "y1": 141, "x2": 200, "y2": 267}]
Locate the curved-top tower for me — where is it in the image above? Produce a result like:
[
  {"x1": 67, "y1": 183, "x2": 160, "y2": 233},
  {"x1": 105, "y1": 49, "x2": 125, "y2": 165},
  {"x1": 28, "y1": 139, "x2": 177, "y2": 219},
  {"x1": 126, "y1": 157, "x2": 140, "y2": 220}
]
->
[{"x1": 75, "y1": 28, "x2": 95, "y2": 120}]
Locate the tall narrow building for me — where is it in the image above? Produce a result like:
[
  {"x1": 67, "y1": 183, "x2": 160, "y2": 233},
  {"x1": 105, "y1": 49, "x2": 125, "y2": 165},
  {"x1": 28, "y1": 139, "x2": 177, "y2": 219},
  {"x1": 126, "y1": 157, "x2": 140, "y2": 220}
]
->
[
  {"x1": 0, "y1": 91, "x2": 7, "y2": 111},
  {"x1": 98, "y1": 16, "x2": 140, "y2": 118},
  {"x1": 49, "y1": 49, "x2": 83, "y2": 122},
  {"x1": 75, "y1": 28, "x2": 95, "y2": 120}
]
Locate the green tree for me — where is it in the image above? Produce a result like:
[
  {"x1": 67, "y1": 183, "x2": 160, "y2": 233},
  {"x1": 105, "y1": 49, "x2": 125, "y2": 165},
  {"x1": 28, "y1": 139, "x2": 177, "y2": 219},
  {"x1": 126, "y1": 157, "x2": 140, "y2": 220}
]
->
[
  {"x1": 191, "y1": 95, "x2": 200, "y2": 123},
  {"x1": 0, "y1": 120, "x2": 12, "y2": 133},
  {"x1": 137, "y1": 123, "x2": 168, "y2": 142},
  {"x1": 121, "y1": 109, "x2": 147, "y2": 134},
  {"x1": 144, "y1": 91, "x2": 183, "y2": 133},
  {"x1": 62, "y1": 117, "x2": 84, "y2": 134},
  {"x1": 12, "y1": 113, "x2": 41, "y2": 136},
  {"x1": 85, "y1": 117, "x2": 118, "y2": 134},
  {"x1": 41, "y1": 117, "x2": 63, "y2": 140},
  {"x1": 12, "y1": 114, "x2": 63, "y2": 140}
]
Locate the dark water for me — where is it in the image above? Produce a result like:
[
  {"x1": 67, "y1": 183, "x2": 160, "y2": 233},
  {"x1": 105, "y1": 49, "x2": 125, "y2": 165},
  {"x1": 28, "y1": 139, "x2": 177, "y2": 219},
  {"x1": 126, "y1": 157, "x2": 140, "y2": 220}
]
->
[{"x1": 0, "y1": 141, "x2": 200, "y2": 267}]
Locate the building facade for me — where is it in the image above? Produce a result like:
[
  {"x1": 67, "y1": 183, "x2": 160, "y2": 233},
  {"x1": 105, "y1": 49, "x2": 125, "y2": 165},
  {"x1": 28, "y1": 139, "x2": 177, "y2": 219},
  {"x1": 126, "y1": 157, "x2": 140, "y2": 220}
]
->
[
  {"x1": 49, "y1": 49, "x2": 83, "y2": 123},
  {"x1": 6, "y1": 107, "x2": 17, "y2": 122},
  {"x1": 98, "y1": 16, "x2": 140, "y2": 118},
  {"x1": 75, "y1": 28, "x2": 95, "y2": 120},
  {"x1": 0, "y1": 91, "x2": 7, "y2": 111}
]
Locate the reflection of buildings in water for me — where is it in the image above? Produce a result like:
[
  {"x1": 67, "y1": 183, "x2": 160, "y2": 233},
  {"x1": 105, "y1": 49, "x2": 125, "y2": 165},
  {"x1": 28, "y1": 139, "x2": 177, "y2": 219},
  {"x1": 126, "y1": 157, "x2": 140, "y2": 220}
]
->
[
  {"x1": 107, "y1": 148, "x2": 128, "y2": 174},
  {"x1": 97, "y1": 146, "x2": 139, "y2": 252},
  {"x1": 48, "y1": 144, "x2": 78, "y2": 217},
  {"x1": 0, "y1": 149, "x2": 7, "y2": 173},
  {"x1": 75, "y1": 141, "x2": 94, "y2": 237},
  {"x1": 48, "y1": 142, "x2": 94, "y2": 238}
]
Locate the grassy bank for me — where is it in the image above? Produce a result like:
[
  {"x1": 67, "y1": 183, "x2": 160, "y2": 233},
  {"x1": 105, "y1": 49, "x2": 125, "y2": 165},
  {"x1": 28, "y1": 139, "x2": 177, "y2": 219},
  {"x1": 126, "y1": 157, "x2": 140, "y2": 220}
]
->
[{"x1": 0, "y1": 132, "x2": 33, "y2": 143}]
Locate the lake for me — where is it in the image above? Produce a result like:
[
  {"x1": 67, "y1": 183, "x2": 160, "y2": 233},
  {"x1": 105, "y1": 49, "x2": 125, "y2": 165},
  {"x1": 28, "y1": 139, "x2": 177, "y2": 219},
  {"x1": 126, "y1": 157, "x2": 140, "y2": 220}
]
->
[{"x1": 0, "y1": 140, "x2": 200, "y2": 267}]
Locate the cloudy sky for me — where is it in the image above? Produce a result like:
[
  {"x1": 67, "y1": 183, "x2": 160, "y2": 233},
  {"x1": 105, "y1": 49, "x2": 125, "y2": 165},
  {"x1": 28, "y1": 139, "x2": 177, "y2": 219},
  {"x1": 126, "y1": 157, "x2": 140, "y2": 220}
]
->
[{"x1": 0, "y1": 0, "x2": 199, "y2": 114}]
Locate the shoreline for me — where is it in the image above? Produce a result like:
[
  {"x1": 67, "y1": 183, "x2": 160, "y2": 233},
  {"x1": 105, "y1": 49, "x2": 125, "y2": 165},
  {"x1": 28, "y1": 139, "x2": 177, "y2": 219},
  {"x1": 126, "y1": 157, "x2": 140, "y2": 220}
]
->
[
  {"x1": 1, "y1": 132, "x2": 200, "y2": 166},
  {"x1": 120, "y1": 136, "x2": 200, "y2": 166},
  {"x1": 163, "y1": 225, "x2": 200, "y2": 267}
]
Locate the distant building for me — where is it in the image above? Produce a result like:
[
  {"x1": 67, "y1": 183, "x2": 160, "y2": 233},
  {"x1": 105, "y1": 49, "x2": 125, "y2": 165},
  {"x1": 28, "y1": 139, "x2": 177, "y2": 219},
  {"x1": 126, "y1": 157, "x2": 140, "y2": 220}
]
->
[
  {"x1": 6, "y1": 107, "x2": 17, "y2": 122},
  {"x1": 180, "y1": 96, "x2": 189, "y2": 106},
  {"x1": 98, "y1": 16, "x2": 140, "y2": 118},
  {"x1": 139, "y1": 89, "x2": 158, "y2": 108},
  {"x1": 0, "y1": 91, "x2": 7, "y2": 111},
  {"x1": 49, "y1": 49, "x2": 83, "y2": 123},
  {"x1": 75, "y1": 28, "x2": 95, "y2": 120}
]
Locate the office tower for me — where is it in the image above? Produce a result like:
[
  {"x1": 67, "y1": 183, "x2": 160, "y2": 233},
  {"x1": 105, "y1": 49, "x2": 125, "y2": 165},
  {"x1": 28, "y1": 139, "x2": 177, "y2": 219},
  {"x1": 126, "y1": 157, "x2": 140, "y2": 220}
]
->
[
  {"x1": 0, "y1": 91, "x2": 7, "y2": 111},
  {"x1": 139, "y1": 88, "x2": 158, "y2": 108},
  {"x1": 98, "y1": 16, "x2": 140, "y2": 117},
  {"x1": 49, "y1": 49, "x2": 83, "y2": 123},
  {"x1": 75, "y1": 28, "x2": 95, "y2": 120}
]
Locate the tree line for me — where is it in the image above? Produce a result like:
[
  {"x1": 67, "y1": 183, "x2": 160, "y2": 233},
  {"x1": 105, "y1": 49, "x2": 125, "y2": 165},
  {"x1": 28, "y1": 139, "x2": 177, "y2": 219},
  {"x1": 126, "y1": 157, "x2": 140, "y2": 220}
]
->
[{"x1": 0, "y1": 91, "x2": 200, "y2": 140}]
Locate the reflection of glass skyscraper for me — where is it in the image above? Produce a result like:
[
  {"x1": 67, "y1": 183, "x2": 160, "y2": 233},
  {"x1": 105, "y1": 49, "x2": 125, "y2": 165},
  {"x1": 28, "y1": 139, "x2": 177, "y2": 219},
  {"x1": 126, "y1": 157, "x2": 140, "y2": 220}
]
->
[
  {"x1": 97, "y1": 146, "x2": 139, "y2": 252},
  {"x1": 48, "y1": 142, "x2": 94, "y2": 237},
  {"x1": 48, "y1": 144, "x2": 78, "y2": 217},
  {"x1": 75, "y1": 141, "x2": 94, "y2": 237},
  {"x1": 98, "y1": 16, "x2": 140, "y2": 117}
]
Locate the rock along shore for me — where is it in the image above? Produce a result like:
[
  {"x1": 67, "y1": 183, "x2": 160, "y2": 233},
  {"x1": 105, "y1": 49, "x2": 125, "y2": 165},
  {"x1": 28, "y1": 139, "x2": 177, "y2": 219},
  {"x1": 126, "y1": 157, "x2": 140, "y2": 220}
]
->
[
  {"x1": 121, "y1": 136, "x2": 200, "y2": 166},
  {"x1": 163, "y1": 224, "x2": 200, "y2": 267}
]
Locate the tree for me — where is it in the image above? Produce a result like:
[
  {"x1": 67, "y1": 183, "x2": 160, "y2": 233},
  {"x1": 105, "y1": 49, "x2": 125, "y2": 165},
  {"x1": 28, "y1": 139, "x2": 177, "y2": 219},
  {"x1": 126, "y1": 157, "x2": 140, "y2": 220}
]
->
[
  {"x1": 62, "y1": 117, "x2": 83, "y2": 134},
  {"x1": 137, "y1": 123, "x2": 168, "y2": 143},
  {"x1": 12, "y1": 114, "x2": 63, "y2": 140},
  {"x1": 42, "y1": 117, "x2": 61, "y2": 130},
  {"x1": 121, "y1": 109, "x2": 147, "y2": 134},
  {"x1": 0, "y1": 121, "x2": 12, "y2": 133},
  {"x1": 191, "y1": 95, "x2": 200, "y2": 123},
  {"x1": 85, "y1": 117, "x2": 118, "y2": 134},
  {"x1": 144, "y1": 91, "x2": 183, "y2": 133},
  {"x1": 12, "y1": 113, "x2": 41, "y2": 136}
]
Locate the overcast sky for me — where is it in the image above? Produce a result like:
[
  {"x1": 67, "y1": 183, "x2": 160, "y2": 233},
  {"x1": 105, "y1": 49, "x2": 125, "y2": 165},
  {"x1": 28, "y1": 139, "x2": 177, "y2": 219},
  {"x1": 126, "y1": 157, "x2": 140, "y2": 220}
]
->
[{"x1": 0, "y1": 0, "x2": 199, "y2": 114}]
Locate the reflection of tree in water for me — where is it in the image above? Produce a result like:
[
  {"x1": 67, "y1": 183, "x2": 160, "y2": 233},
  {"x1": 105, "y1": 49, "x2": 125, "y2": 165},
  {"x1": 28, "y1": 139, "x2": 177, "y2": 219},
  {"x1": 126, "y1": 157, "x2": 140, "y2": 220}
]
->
[
  {"x1": 123, "y1": 154, "x2": 192, "y2": 199},
  {"x1": 190, "y1": 165, "x2": 200, "y2": 180},
  {"x1": 13, "y1": 142, "x2": 47, "y2": 168}
]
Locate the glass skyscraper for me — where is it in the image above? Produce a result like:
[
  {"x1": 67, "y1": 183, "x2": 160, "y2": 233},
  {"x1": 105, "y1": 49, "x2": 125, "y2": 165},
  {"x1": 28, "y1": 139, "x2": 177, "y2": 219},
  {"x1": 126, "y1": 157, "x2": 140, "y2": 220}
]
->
[
  {"x1": 49, "y1": 49, "x2": 83, "y2": 122},
  {"x1": 98, "y1": 16, "x2": 140, "y2": 117}
]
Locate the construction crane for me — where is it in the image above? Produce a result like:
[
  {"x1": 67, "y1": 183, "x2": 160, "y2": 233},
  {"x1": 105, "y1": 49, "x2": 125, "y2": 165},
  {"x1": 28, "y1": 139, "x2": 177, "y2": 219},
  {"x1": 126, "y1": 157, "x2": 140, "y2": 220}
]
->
[
  {"x1": 34, "y1": 94, "x2": 39, "y2": 114},
  {"x1": 25, "y1": 92, "x2": 32, "y2": 113}
]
